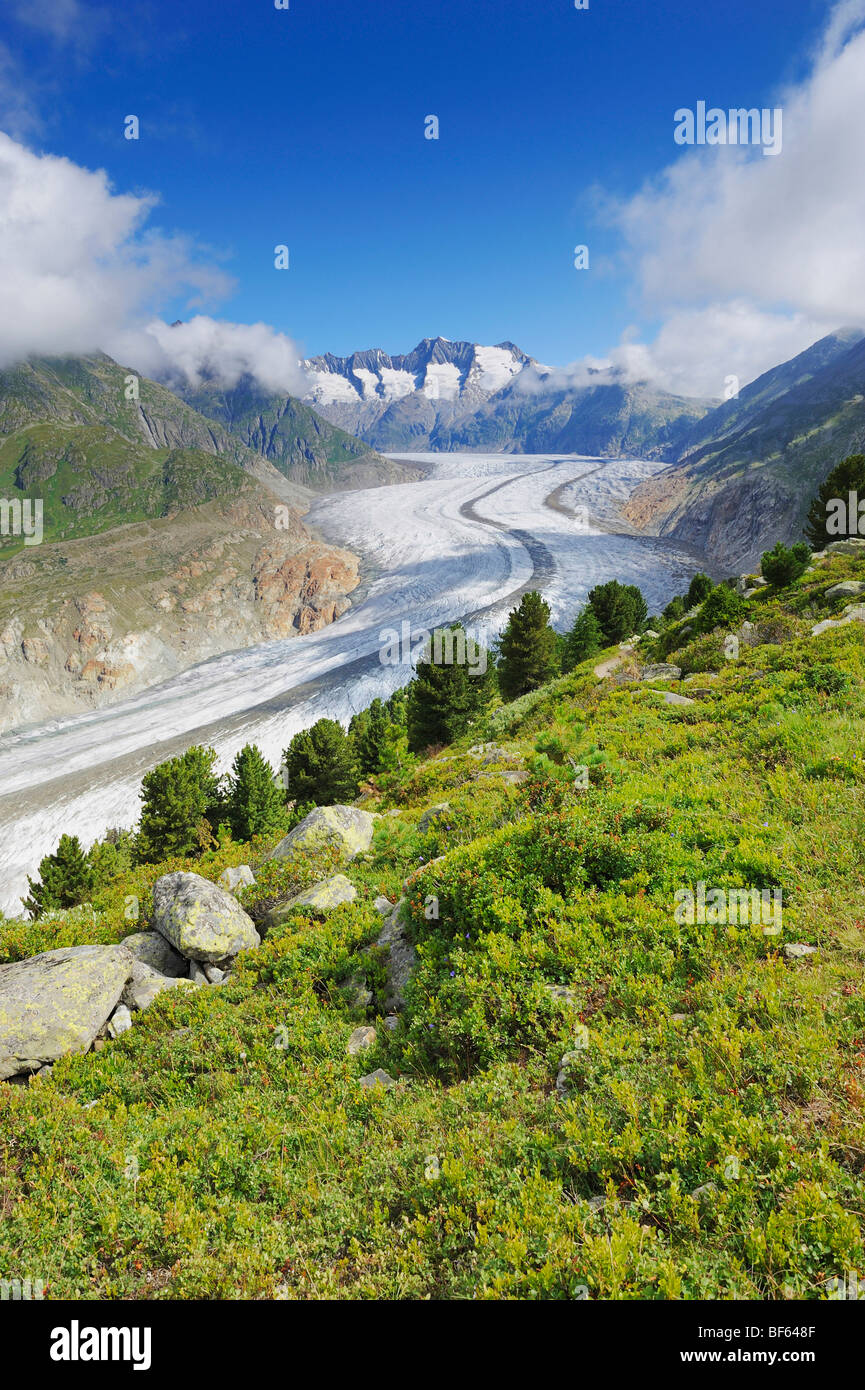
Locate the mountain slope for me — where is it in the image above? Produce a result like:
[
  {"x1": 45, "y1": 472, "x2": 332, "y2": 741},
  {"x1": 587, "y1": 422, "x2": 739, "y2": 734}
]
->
[
  {"x1": 302, "y1": 337, "x2": 535, "y2": 450},
  {"x1": 176, "y1": 376, "x2": 412, "y2": 490},
  {"x1": 0, "y1": 358, "x2": 362, "y2": 728},
  {"x1": 301, "y1": 336, "x2": 713, "y2": 456},
  {"x1": 433, "y1": 373, "x2": 712, "y2": 457},
  {"x1": 624, "y1": 329, "x2": 865, "y2": 570},
  {"x1": 0, "y1": 354, "x2": 311, "y2": 507}
]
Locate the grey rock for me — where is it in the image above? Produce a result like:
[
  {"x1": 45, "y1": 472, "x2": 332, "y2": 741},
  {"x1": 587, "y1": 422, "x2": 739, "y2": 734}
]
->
[
  {"x1": 126, "y1": 972, "x2": 199, "y2": 1012},
  {"x1": 189, "y1": 961, "x2": 209, "y2": 985},
  {"x1": 826, "y1": 581, "x2": 865, "y2": 601},
  {"x1": 265, "y1": 874, "x2": 357, "y2": 932},
  {"x1": 692, "y1": 1182, "x2": 718, "y2": 1203},
  {"x1": 544, "y1": 984, "x2": 577, "y2": 1006},
  {"x1": 373, "y1": 896, "x2": 394, "y2": 916},
  {"x1": 203, "y1": 964, "x2": 225, "y2": 985},
  {"x1": 556, "y1": 1050, "x2": 585, "y2": 1094},
  {"x1": 659, "y1": 691, "x2": 695, "y2": 706},
  {"x1": 359, "y1": 1068, "x2": 396, "y2": 1090},
  {"x1": 383, "y1": 1015, "x2": 399, "y2": 1031},
  {"x1": 784, "y1": 943, "x2": 818, "y2": 960},
  {"x1": 347, "y1": 1025, "x2": 377, "y2": 1055},
  {"x1": 376, "y1": 898, "x2": 418, "y2": 1012},
  {"x1": 218, "y1": 865, "x2": 256, "y2": 892},
  {"x1": 268, "y1": 805, "x2": 375, "y2": 864},
  {"x1": 152, "y1": 872, "x2": 260, "y2": 963},
  {"x1": 121, "y1": 931, "x2": 186, "y2": 978},
  {"x1": 0, "y1": 945, "x2": 134, "y2": 1080},
  {"x1": 640, "y1": 663, "x2": 683, "y2": 681},
  {"x1": 822, "y1": 538, "x2": 865, "y2": 556},
  {"x1": 107, "y1": 1004, "x2": 133, "y2": 1039}
]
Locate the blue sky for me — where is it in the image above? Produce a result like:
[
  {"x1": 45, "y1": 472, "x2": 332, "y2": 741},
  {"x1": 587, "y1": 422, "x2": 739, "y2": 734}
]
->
[{"x1": 0, "y1": 0, "x2": 861, "y2": 396}]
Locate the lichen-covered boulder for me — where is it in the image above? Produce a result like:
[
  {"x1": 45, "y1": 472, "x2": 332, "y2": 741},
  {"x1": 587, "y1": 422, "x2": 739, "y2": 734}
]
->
[
  {"x1": 152, "y1": 872, "x2": 260, "y2": 963},
  {"x1": 121, "y1": 931, "x2": 186, "y2": 977},
  {"x1": 218, "y1": 865, "x2": 256, "y2": 892},
  {"x1": 268, "y1": 806, "x2": 374, "y2": 864},
  {"x1": 377, "y1": 898, "x2": 417, "y2": 1012},
  {"x1": 0, "y1": 945, "x2": 134, "y2": 1080},
  {"x1": 263, "y1": 874, "x2": 357, "y2": 932},
  {"x1": 125, "y1": 972, "x2": 199, "y2": 1012}
]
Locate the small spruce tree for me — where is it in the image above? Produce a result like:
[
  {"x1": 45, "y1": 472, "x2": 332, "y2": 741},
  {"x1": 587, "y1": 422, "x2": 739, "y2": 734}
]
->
[
  {"x1": 25, "y1": 834, "x2": 94, "y2": 918},
  {"x1": 282, "y1": 719, "x2": 359, "y2": 806},
  {"x1": 496, "y1": 592, "x2": 560, "y2": 701},
  {"x1": 226, "y1": 743, "x2": 286, "y2": 841}
]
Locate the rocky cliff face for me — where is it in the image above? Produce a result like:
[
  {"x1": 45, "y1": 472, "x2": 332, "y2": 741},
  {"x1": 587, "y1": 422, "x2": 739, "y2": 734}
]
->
[
  {"x1": 623, "y1": 329, "x2": 865, "y2": 571},
  {"x1": 0, "y1": 495, "x2": 359, "y2": 732}
]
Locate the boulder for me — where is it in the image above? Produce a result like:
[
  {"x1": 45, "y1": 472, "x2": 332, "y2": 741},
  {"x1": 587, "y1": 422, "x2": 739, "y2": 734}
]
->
[
  {"x1": 152, "y1": 872, "x2": 260, "y2": 963},
  {"x1": 784, "y1": 943, "x2": 818, "y2": 961},
  {"x1": 0, "y1": 945, "x2": 134, "y2": 1079},
  {"x1": 640, "y1": 663, "x2": 683, "y2": 682},
  {"x1": 821, "y1": 539, "x2": 865, "y2": 556},
  {"x1": 218, "y1": 865, "x2": 256, "y2": 892},
  {"x1": 359, "y1": 1068, "x2": 396, "y2": 1090},
  {"x1": 377, "y1": 898, "x2": 417, "y2": 1012},
  {"x1": 659, "y1": 691, "x2": 695, "y2": 707},
  {"x1": 268, "y1": 805, "x2": 375, "y2": 864},
  {"x1": 347, "y1": 1026, "x2": 377, "y2": 1055},
  {"x1": 825, "y1": 581, "x2": 865, "y2": 601},
  {"x1": 556, "y1": 1050, "x2": 585, "y2": 1094},
  {"x1": 121, "y1": 931, "x2": 186, "y2": 978},
  {"x1": 373, "y1": 895, "x2": 394, "y2": 916},
  {"x1": 125, "y1": 966, "x2": 199, "y2": 1012},
  {"x1": 107, "y1": 1004, "x2": 133, "y2": 1039},
  {"x1": 263, "y1": 874, "x2": 357, "y2": 931}
]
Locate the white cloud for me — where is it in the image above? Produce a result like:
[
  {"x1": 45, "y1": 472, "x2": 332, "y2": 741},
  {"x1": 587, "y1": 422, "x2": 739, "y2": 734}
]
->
[
  {"x1": 117, "y1": 316, "x2": 310, "y2": 396},
  {"x1": 0, "y1": 132, "x2": 309, "y2": 396},
  {"x1": 0, "y1": 132, "x2": 230, "y2": 367},
  {"x1": 595, "y1": 0, "x2": 865, "y2": 395}
]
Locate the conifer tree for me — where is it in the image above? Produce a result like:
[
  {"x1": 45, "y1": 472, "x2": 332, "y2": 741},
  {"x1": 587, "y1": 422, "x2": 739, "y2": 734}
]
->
[
  {"x1": 805, "y1": 455, "x2": 865, "y2": 548},
  {"x1": 497, "y1": 592, "x2": 560, "y2": 700},
  {"x1": 25, "y1": 834, "x2": 94, "y2": 918},
  {"x1": 562, "y1": 605, "x2": 603, "y2": 673},
  {"x1": 136, "y1": 745, "x2": 223, "y2": 863},
  {"x1": 587, "y1": 580, "x2": 647, "y2": 645},
  {"x1": 226, "y1": 743, "x2": 286, "y2": 841},
  {"x1": 685, "y1": 572, "x2": 714, "y2": 608},
  {"x1": 407, "y1": 625, "x2": 495, "y2": 750},
  {"x1": 283, "y1": 719, "x2": 359, "y2": 805}
]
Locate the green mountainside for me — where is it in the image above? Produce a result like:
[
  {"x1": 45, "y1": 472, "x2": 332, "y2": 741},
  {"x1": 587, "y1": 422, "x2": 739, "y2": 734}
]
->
[
  {"x1": 178, "y1": 377, "x2": 415, "y2": 489},
  {"x1": 2, "y1": 546, "x2": 864, "y2": 1298}
]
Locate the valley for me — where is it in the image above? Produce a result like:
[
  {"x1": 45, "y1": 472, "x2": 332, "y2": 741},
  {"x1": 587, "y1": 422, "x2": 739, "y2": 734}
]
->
[{"x1": 0, "y1": 451, "x2": 704, "y2": 914}]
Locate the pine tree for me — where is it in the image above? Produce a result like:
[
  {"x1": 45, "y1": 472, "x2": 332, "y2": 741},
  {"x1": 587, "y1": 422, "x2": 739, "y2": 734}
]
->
[
  {"x1": 496, "y1": 592, "x2": 560, "y2": 701},
  {"x1": 697, "y1": 583, "x2": 747, "y2": 633},
  {"x1": 760, "y1": 541, "x2": 811, "y2": 588},
  {"x1": 226, "y1": 743, "x2": 286, "y2": 841},
  {"x1": 407, "y1": 625, "x2": 496, "y2": 750},
  {"x1": 25, "y1": 834, "x2": 94, "y2": 918},
  {"x1": 562, "y1": 605, "x2": 603, "y2": 672},
  {"x1": 805, "y1": 455, "x2": 865, "y2": 548},
  {"x1": 686, "y1": 572, "x2": 714, "y2": 608},
  {"x1": 587, "y1": 580, "x2": 647, "y2": 646},
  {"x1": 283, "y1": 719, "x2": 359, "y2": 805},
  {"x1": 349, "y1": 698, "x2": 391, "y2": 776},
  {"x1": 136, "y1": 745, "x2": 223, "y2": 863}
]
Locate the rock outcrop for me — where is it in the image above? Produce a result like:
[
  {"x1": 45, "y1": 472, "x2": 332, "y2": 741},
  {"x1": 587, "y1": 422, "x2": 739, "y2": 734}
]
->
[
  {"x1": 0, "y1": 945, "x2": 134, "y2": 1079},
  {"x1": 152, "y1": 872, "x2": 261, "y2": 963},
  {"x1": 268, "y1": 806, "x2": 375, "y2": 864}
]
